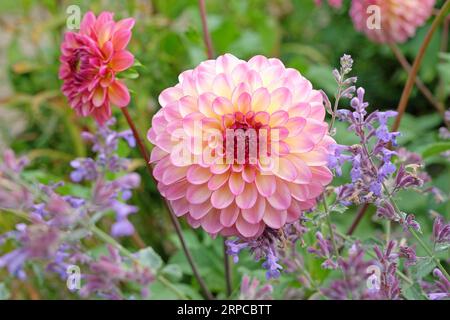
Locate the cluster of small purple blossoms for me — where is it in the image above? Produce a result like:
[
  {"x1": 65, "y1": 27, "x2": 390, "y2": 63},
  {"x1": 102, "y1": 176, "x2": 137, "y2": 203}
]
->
[
  {"x1": 307, "y1": 232, "x2": 338, "y2": 269},
  {"x1": 328, "y1": 86, "x2": 424, "y2": 230},
  {"x1": 239, "y1": 275, "x2": 273, "y2": 300},
  {"x1": 70, "y1": 118, "x2": 139, "y2": 237},
  {"x1": 226, "y1": 219, "x2": 307, "y2": 280},
  {"x1": 0, "y1": 121, "x2": 156, "y2": 299}
]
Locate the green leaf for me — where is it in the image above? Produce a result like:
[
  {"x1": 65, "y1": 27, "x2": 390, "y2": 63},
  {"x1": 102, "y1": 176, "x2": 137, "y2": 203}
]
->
[
  {"x1": 136, "y1": 247, "x2": 163, "y2": 271},
  {"x1": 161, "y1": 264, "x2": 183, "y2": 282},
  {"x1": 0, "y1": 283, "x2": 10, "y2": 300},
  {"x1": 421, "y1": 142, "x2": 450, "y2": 159},
  {"x1": 119, "y1": 68, "x2": 139, "y2": 80},
  {"x1": 411, "y1": 257, "x2": 436, "y2": 280},
  {"x1": 402, "y1": 282, "x2": 427, "y2": 300}
]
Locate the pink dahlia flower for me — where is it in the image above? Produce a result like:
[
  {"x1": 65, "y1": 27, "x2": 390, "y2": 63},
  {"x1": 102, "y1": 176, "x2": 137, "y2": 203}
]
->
[
  {"x1": 59, "y1": 12, "x2": 135, "y2": 124},
  {"x1": 350, "y1": 0, "x2": 435, "y2": 44},
  {"x1": 148, "y1": 54, "x2": 335, "y2": 238}
]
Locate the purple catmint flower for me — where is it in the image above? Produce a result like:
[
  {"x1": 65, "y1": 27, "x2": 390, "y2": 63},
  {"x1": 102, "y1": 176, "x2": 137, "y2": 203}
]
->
[
  {"x1": 432, "y1": 215, "x2": 450, "y2": 245},
  {"x1": 322, "y1": 242, "x2": 375, "y2": 300},
  {"x1": 427, "y1": 269, "x2": 450, "y2": 300},
  {"x1": 372, "y1": 241, "x2": 401, "y2": 300},
  {"x1": 262, "y1": 248, "x2": 283, "y2": 279},
  {"x1": 308, "y1": 232, "x2": 338, "y2": 269},
  {"x1": 239, "y1": 275, "x2": 273, "y2": 300},
  {"x1": 398, "y1": 245, "x2": 416, "y2": 268}
]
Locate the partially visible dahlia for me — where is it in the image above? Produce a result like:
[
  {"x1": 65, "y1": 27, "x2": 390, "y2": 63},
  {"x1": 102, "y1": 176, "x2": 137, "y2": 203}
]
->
[
  {"x1": 59, "y1": 12, "x2": 135, "y2": 124},
  {"x1": 350, "y1": 0, "x2": 436, "y2": 43},
  {"x1": 148, "y1": 54, "x2": 335, "y2": 238}
]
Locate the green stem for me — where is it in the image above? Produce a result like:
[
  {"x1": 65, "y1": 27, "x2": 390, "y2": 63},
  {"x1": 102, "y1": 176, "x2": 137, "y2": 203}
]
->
[
  {"x1": 322, "y1": 197, "x2": 340, "y2": 259},
  {"x1": 89, "y1": 224, "x2": 189, "y2": 300}
]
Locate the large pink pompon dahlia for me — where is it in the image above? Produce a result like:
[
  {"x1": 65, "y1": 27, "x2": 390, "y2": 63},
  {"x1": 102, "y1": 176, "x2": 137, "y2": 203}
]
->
[
  {"x1": 148, "y1": 54, "x2": 335, "y2": 238},
  {"x1": 350, "y1": 0, "x2": 436, "y2": 44},
  {"x1": 59, "y1": 12, "x2": 135, "y2": 124}
]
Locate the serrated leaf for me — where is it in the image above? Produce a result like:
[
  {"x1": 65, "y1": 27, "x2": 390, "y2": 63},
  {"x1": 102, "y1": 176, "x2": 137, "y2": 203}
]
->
[
  {"x1": 331, "y1": 203, "x2": 349, "y2": 214},
  {"x1": 421, "y1": 142, "x2": 450, "y2": 159},
  {"x1": 411, "y1": 257, "x2": 436, "y2": 280},
  {"x1": 137, "y1": 247, "x2": 163, "y2": 271},
  {"x1": 402, "y1": 282, "x2": 427, "y2": 300}
]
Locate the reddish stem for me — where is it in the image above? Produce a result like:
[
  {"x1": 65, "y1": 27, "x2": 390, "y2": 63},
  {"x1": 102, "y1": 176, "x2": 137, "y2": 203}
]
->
[
  {"x1": 198, "y1": 0, "x2": 215, "y2": 59},
  {"x1": 121, "y1": 107, "x2": 213, "y2": 300}
]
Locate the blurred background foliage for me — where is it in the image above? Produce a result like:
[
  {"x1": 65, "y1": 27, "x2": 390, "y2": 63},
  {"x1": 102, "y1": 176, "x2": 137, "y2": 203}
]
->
[{"x1": 0, "y1": 0, "x2": 448, "y2": 299}]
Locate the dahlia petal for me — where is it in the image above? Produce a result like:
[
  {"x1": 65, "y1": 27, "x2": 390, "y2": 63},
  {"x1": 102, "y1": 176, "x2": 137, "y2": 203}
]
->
[
  {"x1": 186, "y1": 215, "x2": 202, "y2": 228},
  {"x1": 108, "y1": 80, "x2": 130, "y2": 107},
  {"x1": 186, "y1": 184, "x2": 212, "y2": 204},
  {"x1": 285, "y1": 117, "x2": 307, "y2": 137},
  {"x1": 201, "y1": 209, "x2": 223, "y2": 234},
  {"x1": 150, "y1": 146, "x2": 168, "y2": 163},
  {"x1": 216, "y1": 53, "x2": 241, "y2": 74},
  {"x1": 285, "y1": 155, "x2": 312, "y2": 183},
  {"x1": 251, "y1": 87, "x2": 270, "y2": 112},
  {"x1": 268, "y1": 87, "x2": 292, "y2": 112},
  {"x1": 110, "y1": 50, "x2": 134, "y2": 72},
  {"x1": 170, "y1": 198, "x2": 189, "y2": 217},
  {"x1": 297, "y1": 147, "x2": 329, "y2": 166},
  {"x1": 248, "y1": 55, "x2": 270, "y2": 71},
  {"x1": 235, "y1": 183, "x2": 257, "y2": 209},
  {"x1": 196, "y1": 71, "x2": 214, "y2": 93},
  {"x1": 255, "y1": 174, "x2": 276, "y2": 197},
  {"x1": 211, "y1": 184, "x2": 235, "y2": 209},
  {"x1": 187, "y1": 165, "x2": 213, "y2": 185},
  {"x1": 198, "y1": 92, "x2": 219, "y2": 118},
  {"x1": 287, "y1": 182, "x2": 309, "y2": 201},
  {"x1": 304, "y1": 118, "x2": 328, "y2": 144},
  {"x1": 242, "y1": 165, "x2": 256, "y2": 183},
  {"x1": 285, "y1": 135, "x2": 315, "y2": 153},
  {"x1": 310, "y1": 166, "x2": 333, "y2": 186},
  {"x1": 228, "y1": 172, "x2": 245, "y2": 195},
  {"x1": 212, "y1": 97, "x2": 234, "y2": 116},
  {"x1": 115, "y1": 18, "x2": 135, "y2": 31},
  {"x1": 92, "y1": 86, "x2": 106, "y2": 107},
  {"x1": 159, "y1": 86, "x2": 183, "y2": 107},
  {"x1": 289, "y1": 102, "x2": 311, "y2": 118},
  {"x1": 162, "y1": 166, "x2": 188, "y2": 185},
  {"x1": 111, "y1": 29, "x2": 131, "y2": 51},
  {"x1": 236, "y1": 216, "x2": 261, "y2": 238},
  {"x1": 267, "y1": 180, "x2": 292, "y2": 210},
  {"x1": 211, "y1": 161, "x2": 230, "y2": 174},
  {"x1": 213, "y1": 73, "x2": 233, "y2": 98},
  {"x1": 80, "y1": 11, "x2": 96, "y2": 35},
  {"x1": 189, "y1": 201, "x2": 213, "y2": 219},
  {"x1": 179, "y1": 96, "x2": 198, "y2": 117},
  {"x1": 208, "y1": 171, "x2": 230, "y2": 190},
  {"x1": 163, "y1": 180, "x2": 187, "y2": 201},
  {"x1": 286, "y1": 200, "x2": 302, "y2": 223},
  {"x1": 305, "y1": 182, "x2": 324, "y2": 199},
  {"x1": 263, "y1": 205, "x2": 287, "y2": 229},
  {"x1": 272, "y1": 157, "x2": 298, "y2": 182},
  {"x1": 220, "y1": 204, "x2": 240, "y2": 227},
  {"x1": 236, "y1": 92, "x2": 252, "y2": 113},
  {"x1": 97, "y1": 20, "x2": 114, "y2": 47},
  {"x1": 242, "y1": 196, "x2": 265, "y2": 224}
]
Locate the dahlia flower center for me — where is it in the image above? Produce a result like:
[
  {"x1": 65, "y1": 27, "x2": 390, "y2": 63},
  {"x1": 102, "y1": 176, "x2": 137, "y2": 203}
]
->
[{"x1": 222, "y1": 111, "x2": 271, "y2": 165}]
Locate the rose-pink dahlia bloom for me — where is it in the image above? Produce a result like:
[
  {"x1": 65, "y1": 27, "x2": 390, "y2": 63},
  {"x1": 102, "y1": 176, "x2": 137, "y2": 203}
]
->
[
  {"x1": 59, "y1": 12, "x2": 135, "y2": 124},
  {"x1": 350, "y1": 0, "x2": 435, "y2": 44},
  {"x1": 148, "y1": 54, "x2": 335, "y2": 238}
]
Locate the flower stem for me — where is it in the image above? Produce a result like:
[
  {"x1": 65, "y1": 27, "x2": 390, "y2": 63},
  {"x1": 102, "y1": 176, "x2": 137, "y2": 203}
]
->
[
  {"x1": 392, "y1": 0, "x2": 450, "y2": 132},
  {"x1": 223, "y1": 237, "x2": 232, "y2": 297},
  {"x1": 346, "y1": 203, "x2": 369, "y2": 235},
  {"x1": 89, "y1": 224, "x2": 189, "y2": 300},
  {"x1": 120, "y1": 107, "x2": 213, "y2": 300},
  {"x1": 322, "y1": 197, "x2": 340, "y2": 259},
  {"x1": 198, "y1": 0, "x2": 215, "y2": 59},
  {"x1": 388, "y1": 42, "x2": 444, "y2": 114},
  {"x1": 383, "y1": 191, "x2": 450, "y2": 281}
]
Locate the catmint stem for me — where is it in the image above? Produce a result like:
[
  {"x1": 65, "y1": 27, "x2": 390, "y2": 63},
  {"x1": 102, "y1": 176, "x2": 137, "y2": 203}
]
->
[
  {"x1": 223, "y1": 238, "x2": 232, "y2": 297},
  {"x1": 120, "y1": 107, "x2": 213, "y2": 300},
  {"x1": 322, "y1": 197, "x2": 340, "y2": 259},
  {"x1": 381, "y1": 182, "x2": 450, "y2": 281},
  {"x1": 89, "y1": 224, "x2": 189, "y2": 300}
]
